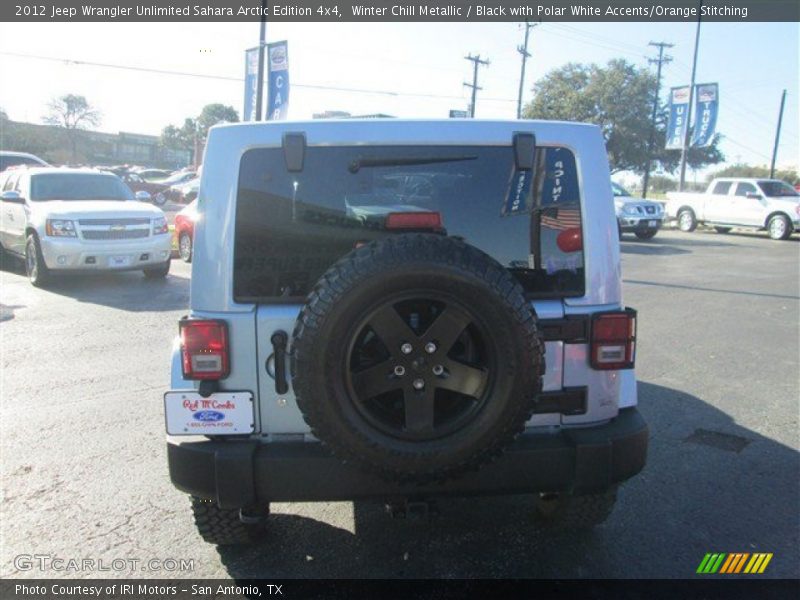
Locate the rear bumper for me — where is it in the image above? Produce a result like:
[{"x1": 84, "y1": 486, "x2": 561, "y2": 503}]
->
[{"x1": 168, "y1": 407, "x2": 648, "y2": 508}]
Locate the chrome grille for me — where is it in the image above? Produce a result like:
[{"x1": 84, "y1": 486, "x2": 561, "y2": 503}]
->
[
  {"x1": 78, "y1": 218, "x2": 150, "y2": 226},
  {"x1": 82, "y1": 229, "x2": 149, "y2": 240}
]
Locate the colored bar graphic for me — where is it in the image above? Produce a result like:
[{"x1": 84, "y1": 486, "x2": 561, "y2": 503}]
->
[{"x1": 698, "y1": 552, "x2": 772, "y2": 574}]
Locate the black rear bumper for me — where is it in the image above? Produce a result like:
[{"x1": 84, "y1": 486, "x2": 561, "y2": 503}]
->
[{"x1": 167, "y1": 407, "x2": 648, "y2": 508}]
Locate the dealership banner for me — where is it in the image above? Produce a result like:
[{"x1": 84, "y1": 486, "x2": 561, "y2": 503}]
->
[
  {"x1": 691, "y1": 83, "x2": 719, "y2": 147},
  {"x1": 242, "y1": 47, "x2": 259, "y2": 122},
  {"x1": 266, "y1": 41, "x2": 289, "y2": 121},
  {"x1": 666, "y1": 86, "x2": 691, "y2": 150}
]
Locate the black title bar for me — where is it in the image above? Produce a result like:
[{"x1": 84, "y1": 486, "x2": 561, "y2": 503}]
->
[{"x1": 3, "y1": 1, "x2": 799, "y2": 22}]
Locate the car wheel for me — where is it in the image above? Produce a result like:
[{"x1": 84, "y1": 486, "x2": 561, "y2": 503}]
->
[
  {"x1": 767, "y1": 214, "x2": 792, "y2": 240},
  {"x1": 179, "y1": 233, "x2": 193, "y2": 263},
  {"x1": 534, "y1": 486, "x2": 618, "y2": 529},
  {"x1": 154, "y1": 192, "x2": 167, "y2": 206},
  {"x1": 190, "y1": 497, "x2": 268, "y2": 546},
  {"x1": 634, "y1": 230, "x2": 657, "y2": 240},
  {"x1": 677, "y1": 208, "x2": 697, "y2": 232},
  {"x1": 713, "y1": 226, "x2": 732, "y2": 234},
  {"x1": 143, "y1": 259, "x2": 171, "y2": 279},
  {"x1": 291, "y1": 234, "x2": 545, "y2": 483},
  {"x1": 25, "y1": 234, "x2": 50, "y2": 287}
]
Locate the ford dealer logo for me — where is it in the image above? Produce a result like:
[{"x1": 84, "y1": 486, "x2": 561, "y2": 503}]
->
[{"x1": 193, "y1": 410, "x2": 225, "y2": 422}]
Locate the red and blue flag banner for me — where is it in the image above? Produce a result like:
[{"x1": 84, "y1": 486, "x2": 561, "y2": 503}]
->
[
  {"x1": 267, "y1": 41, "x2": 290, "y2": 121},
  {"x1": 666, "y1": 85, "x2": 691, "y2": 149},
  {"x1": 691, "y1": 83, "x2": 719, "y2": 147},
  {"x1": 243, "y1": 47, "x2": 259, "y2": 122}
]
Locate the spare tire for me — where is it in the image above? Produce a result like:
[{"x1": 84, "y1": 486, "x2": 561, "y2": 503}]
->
[{"x1": 291, "y1": 234, "x2": 545, "y2": 482}]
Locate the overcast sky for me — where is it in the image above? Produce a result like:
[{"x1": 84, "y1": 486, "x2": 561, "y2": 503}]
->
[{"x1": 0, "y1": 20, "x2": 797, "y2": 178}]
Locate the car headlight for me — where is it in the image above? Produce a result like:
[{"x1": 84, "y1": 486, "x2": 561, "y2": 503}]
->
[
  {"x1": 45, "y1": 219, "x2": 77, "y2": 237},
  {"x1": 153, "y1": 217, "x2": 169, "y2": 235},
  {"x1": 623, "y1": 205, "x2": 639, "y2": 216}
]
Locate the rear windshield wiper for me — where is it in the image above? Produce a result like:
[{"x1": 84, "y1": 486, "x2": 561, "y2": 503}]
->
[{"x1": 348, "y1": 155, "x2": 477, "y2": 173}]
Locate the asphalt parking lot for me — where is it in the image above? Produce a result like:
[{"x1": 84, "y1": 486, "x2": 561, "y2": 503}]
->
[{"x1": 0, "y1": 228, "x2": 798, "y2": 580}]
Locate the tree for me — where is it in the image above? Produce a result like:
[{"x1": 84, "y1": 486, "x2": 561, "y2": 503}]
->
[
  {"x1": 159, "y1": 104, "x2": 239, "y2": 160},
  {"x1": 523, "y1": 59, "x2": 724, "y2": 175},
  {"x1": 707, "y1": 163, "x2": 798, "y2": 185},
  {"x1": 43, "y1": 94, "x2": 101, "y2": 162}
]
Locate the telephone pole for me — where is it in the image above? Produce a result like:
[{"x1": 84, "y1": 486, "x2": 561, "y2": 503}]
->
[
  {"x1": 770, "y1": 89, "x2": 787, "y2": 178},
  {"x1": 254, "y1": 0, "x2": 268, "y2": 121},
  {"x1": 642, "y1": 41, "x2": 673, "y2": 198},
  {"x1": 516, "y1": 23, "x2": 537, "y2": 119},
  {"x1": 678, "y1": 4, "x2": 702, "y2": 191},
  {"x1": 464, "y1": 54, "x2": 490, "y2": 118}
]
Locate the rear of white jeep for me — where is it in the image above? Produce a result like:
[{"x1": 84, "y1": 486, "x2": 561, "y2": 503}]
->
[{"x1": 164, "y1": 120, "x2": 648, "y2": 545}]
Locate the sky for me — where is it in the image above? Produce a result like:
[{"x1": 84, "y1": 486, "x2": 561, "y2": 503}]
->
[{"x1": 0, "y1": 20, "x2": 797, "y2": 181}]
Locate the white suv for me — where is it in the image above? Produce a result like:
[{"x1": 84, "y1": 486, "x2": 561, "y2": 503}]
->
[
  {"x1": 165, "y1": 120, "x2": 648, "y2": 544},
  {"x1": 0, "y1": 167, "x2": 172, "y2": 286}
]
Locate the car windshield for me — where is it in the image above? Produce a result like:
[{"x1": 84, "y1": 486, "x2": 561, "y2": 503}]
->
[
  {"x1": 757, "y1": 180, "x2": 799, "y2": 197},
  {"x1": 30, "y1": 173, "x2": 134, "y2": 201},
  {"x1": 611, "y1": 182, "x2": 630, "y2": 197}
]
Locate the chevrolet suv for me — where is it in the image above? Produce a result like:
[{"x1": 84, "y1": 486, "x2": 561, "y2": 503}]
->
[
  {"x1": 165, "y1": 120, "x2": 648, "y2": 545},
  {"x1": 0, "y1": 167, "x2": 172, "y2": 286}
]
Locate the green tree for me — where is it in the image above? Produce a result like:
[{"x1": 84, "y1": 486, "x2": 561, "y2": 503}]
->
[
  {"x1": 43, "y1": 94, "x2": 101, "y2": 162},
  {"x1": 523, "y1": 59, "x2": 724, "y2": 175},
  {"x1": 159, "y1": 104, "x2": 239, "y2": 159},
  {"x1": 707, "y1": 163, "x2": 798, "y2": 185}
]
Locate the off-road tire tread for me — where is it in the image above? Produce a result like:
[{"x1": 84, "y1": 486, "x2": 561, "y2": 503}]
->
[
  {"x1": 291, "y1": 234, "x2": 545, "y2": 483},
  {"x1": 190, "y1": 497, "x2": 267, "y2": 545}
]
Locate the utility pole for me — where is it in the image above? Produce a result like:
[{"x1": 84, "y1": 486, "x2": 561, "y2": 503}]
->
[
  {"x1": 641, "y1": 41, "x2": 673, "y2": 198},
  {"x1": 770, "y1": 89, "x2": 787, "y2": 178},
  {"x1": 255, "y1": 0, "x2": 267, "y2": 121},
  {"x1": 516, "y1": 23, "x2": 537, "y2": 119},
  {"x1": 678, "y1": 3, "x2": 702, "y2": 191},
  {"x1": 464, "y1": 54, "x2": 490, "y2": 118}
]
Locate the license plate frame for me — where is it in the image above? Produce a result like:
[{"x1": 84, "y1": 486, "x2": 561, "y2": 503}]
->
[
  {"x1": 648, "y1": 220, "x2": 658, "y2": 228},
  {"x1": 164, "y1": 391, "x2": 254, "y2": 435},
  {"x1": 110, "y1": 255, "x2": 131, "y2": 268}
]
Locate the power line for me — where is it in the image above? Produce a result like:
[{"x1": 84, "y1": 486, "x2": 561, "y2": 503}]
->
[
  {"x1": 0, "y1": 50, "x2": 518, "y2": 104},
  {"x1": 516, "y1": 23, "x2": 538, "y2": 119}
]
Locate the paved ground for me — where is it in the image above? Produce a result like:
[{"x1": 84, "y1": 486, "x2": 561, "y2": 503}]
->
[{"x1": 1, "y1": 228, "x2": 798, "y2": 579}]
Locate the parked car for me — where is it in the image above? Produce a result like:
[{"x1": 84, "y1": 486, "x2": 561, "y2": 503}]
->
[
  {"x1": 164, "y1": 119, "x2": 648, "y2": 545},
  {"x1": 120, "y1": 172, "x2": 169, "y2": 206},
  {"x1": 173, "y1": 199, "x2": 198, "y2": 262},
  {"x1": 165, "y1": 177, "x2": 199, "y2": 205},
  {"x1": 132, "y1": 168, "x2": 172, "y2": 182},
  {"x1": 666, "y1": 177, "x2": 800, "y2": 240},
  {"x1": 0, "y1": 151, "x2": 50, "y2": 172},
  {"x1": 0, "y1": 167, "x2": 172, "y2": 286},
  {"x1": 612, "y1": 182, "x2": 665, "y2": 240}
]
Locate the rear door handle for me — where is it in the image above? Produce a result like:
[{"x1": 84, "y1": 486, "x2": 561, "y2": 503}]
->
[{"x1": 269, "y1": 331, "x2": 289, "y2": 394}]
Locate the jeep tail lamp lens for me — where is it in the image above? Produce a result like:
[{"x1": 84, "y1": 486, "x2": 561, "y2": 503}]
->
[
  {"x1": 179, "y1": 319, "x2": 230, "y2": 380},
  {"x1": 590, "y1": 310, "x2": 637, "y2": 370}
]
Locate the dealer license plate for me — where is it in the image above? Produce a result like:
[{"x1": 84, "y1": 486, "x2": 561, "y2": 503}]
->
[
  {"x1": 110, "y1": 255, "x2": 131, "y2": 268},
  {"x1": 164, "y1": 391, "x2": 254, "y2": 435},
  {"x1": 648, "y1": 220, "x2": 658, "y2": 227}
]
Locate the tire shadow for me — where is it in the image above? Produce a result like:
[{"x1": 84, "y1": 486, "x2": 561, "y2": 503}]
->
[{"x1": 216, "y1": 381, "x2": 799, "y2": 579}]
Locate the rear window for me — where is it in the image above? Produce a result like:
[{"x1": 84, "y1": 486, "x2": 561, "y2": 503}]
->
[
  {"x1": 0, "y1": 155, "x2": 44, "y2": 171},
  {"x1": 234, "y1": 144, "x2": 584, "y2": 302},
  {"x1": 30, "y1": 173, "x2": 134, "y2": 201}
]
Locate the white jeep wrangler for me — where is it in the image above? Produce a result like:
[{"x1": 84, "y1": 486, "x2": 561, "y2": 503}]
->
[{"x1": 164, "y1": 119, "x2": 648, "y2": 545}]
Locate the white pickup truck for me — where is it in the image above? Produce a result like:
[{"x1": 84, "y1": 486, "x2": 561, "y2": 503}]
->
[{"x1": 666, "y1": 177, "x2": 800, "y2": 240}]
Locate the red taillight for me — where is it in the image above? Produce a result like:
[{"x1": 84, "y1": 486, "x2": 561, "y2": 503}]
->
[
  {"x1": 590, "y1": 310, "x2": 637, "y2": 370},
  {"x1": 556, "y1": 227, "x2": 583, "y2": 253},
  {"x1": 179, "y1": 319, "x2": 230, "y2": 380},
  {"x1": 385, "y1": 211, "x2": 443, "y2": 231}
]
